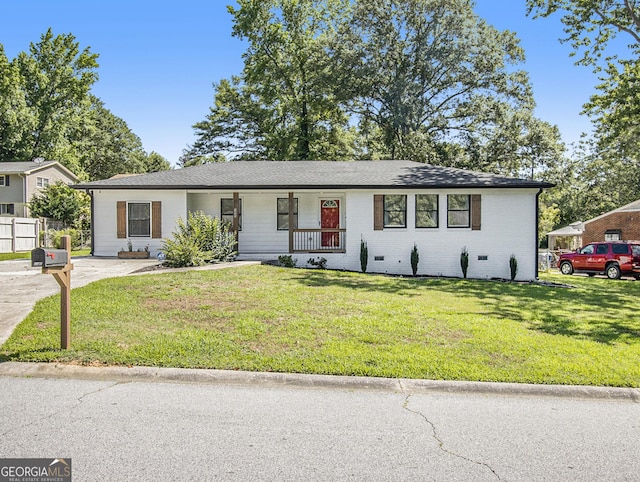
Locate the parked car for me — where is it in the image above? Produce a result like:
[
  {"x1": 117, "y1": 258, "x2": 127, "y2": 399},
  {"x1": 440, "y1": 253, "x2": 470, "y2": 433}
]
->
[{"x1": 557, "y1": 242, "x2": 640, "y2": 279}]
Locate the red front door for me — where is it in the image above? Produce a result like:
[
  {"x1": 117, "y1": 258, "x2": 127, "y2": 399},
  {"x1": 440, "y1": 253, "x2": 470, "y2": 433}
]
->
[{"x1": 321, "y1": 200, "x2": 340, "y2": 247}]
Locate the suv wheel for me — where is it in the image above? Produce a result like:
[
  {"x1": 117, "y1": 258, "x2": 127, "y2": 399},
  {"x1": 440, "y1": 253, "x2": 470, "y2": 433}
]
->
[
  {"x1": 559, "y1": 261, "x2": 574, "y2": 275},
  {"x1": 606, "y1": 263, "x2": 621, "y2": 280}
]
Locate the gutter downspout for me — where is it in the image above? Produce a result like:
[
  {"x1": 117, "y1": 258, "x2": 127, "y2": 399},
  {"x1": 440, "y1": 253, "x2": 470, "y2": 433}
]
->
[
  {"x1": 87, "y1": 190, "x2": 94, "y2": 256},
  {"x1": 536, "y1": 188, "x2": 542, "y2": 280}
]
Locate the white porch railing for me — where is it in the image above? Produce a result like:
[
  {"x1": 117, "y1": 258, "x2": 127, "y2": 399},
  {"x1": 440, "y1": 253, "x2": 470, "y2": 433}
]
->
[{"x1": 292, "y1": 229, "x2": 346, "y2": 253}]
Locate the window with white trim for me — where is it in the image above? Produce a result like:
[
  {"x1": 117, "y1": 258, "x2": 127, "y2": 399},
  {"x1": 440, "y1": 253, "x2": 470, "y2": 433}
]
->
[
  {"x1": 0, "y1": 175, "x2": 6, "y2": 187},
  {"x1": 36, "y1": 177, "x2": 49, "y2": 188},
  {"x1": 128, "y1": 202, "x2": 151, "y2": 237},
  {"x1": 0, "y1": 203, "x2": 14, "y2": 215},
  {"x1": 604, "y1": 230, "x2": 621, "y2": 241}
]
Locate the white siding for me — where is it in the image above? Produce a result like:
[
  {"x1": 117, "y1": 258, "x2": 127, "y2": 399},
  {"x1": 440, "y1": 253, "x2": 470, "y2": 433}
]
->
[
  {"x1": 93, "y1": 190, "x2": 187, "y2": 257},
  {"x1": 94, "y1": 187, "x2": 540, "y2": 279},
  {"x1": 340, "y1": 189, "x2": 539, "y2": 280}
]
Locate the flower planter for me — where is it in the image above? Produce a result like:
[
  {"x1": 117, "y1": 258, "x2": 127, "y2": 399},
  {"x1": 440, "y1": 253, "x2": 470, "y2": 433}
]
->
[{"x1": 117, "y1": 251, "x2": 150, "y2": 259}]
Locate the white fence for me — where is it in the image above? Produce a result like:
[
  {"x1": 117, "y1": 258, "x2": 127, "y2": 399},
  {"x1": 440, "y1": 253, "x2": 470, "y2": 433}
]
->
[{"x1": 0, "y1": 217, "x2": 42, "y2": 253}]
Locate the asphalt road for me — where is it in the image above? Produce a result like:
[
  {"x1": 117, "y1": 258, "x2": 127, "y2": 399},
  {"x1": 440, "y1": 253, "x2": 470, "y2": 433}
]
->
[
  {"x1": 2, "y1": 259, "x2": 639, "y2": 480},
  {"x1": 1, "y1": 366, "x2": 639, "y2": 481}
]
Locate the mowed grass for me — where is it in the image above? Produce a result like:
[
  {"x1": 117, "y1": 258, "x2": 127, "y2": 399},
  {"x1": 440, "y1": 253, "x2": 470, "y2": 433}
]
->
[{"x1": 2, "y1": 264, "x2": 639, "y2": 387}]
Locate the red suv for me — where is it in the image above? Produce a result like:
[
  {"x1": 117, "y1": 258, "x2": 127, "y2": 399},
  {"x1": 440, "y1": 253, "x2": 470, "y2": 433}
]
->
[{"x1": 557, "y1": 242, "x2": 640, "y2": 279}]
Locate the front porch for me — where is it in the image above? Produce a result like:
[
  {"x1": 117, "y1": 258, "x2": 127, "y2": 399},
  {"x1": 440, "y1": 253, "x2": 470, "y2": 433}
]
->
[{"x1": 187, "y1": 190, "x2": 347, "y2": 255}]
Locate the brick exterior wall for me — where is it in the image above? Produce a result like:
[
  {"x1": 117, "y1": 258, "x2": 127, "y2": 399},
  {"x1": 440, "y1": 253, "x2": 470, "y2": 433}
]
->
[{"x1": 583, "y1": 211, "x2": 640, "y2": 244}]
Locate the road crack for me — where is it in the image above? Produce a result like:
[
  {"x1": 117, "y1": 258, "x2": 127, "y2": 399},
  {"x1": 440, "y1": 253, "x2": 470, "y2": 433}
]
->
[
  {"x1": 402, "y1": 394, "x2": 502, "y2": 481},
  {"x1": 1, "y1": 381, "x2": 121, "y2": 438}
]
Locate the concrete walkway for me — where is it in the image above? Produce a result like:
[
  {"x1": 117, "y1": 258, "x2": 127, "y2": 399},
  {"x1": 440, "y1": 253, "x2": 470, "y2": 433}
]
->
[{"x1": 0, "y1": 257, "x2": 258, "y2": 345}]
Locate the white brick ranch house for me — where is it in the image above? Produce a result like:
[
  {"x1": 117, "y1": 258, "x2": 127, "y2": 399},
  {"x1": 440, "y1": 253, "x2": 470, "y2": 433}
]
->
[{"x1": 74, "y1": 160, "x2": 553, "y2": 280}]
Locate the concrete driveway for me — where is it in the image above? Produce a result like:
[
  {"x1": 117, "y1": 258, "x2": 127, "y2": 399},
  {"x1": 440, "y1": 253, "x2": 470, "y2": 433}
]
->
[{"x1": 0, "y1": 257, "x2": 158, "y2": 345}]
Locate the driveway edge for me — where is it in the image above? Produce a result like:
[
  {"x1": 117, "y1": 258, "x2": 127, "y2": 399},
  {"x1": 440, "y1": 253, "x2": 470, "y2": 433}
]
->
[{"x1": 1, "y1": 361, "x2": 638, "y2": 402}]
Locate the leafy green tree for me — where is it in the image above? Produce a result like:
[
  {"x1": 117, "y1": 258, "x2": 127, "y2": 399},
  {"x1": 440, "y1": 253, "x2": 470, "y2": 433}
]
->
[
  {"x1": 75, "y1": 96, "x2": 148, "y2": 180},
  {"x1": 585, "y1": 59, "x2": 640, "y2": 151},
  {"x1": 1, "y1": 31, "x2": 161, "y2": 183},
  {"x1": 462, "y1": 113, "x2": 565, "y2": 178},
  {"x1": 538, "y1": 202, "x2": 561, "y2": 245},
  {"x1": 190, "y1": 0, "x2": 355, "y2": 161},
  {"x1": 178, "y1": 149, "x2": 226, "y2": 168},
  {"x1": 28, "y1": 181, "x2": 90, "y2": 228},
  {"x1": 0, "y1": 46, "x2": 34, "y2": 161},
  {"x1": 333, "y1": 0, "x2": 536, "y2": 162},
  {"x1": 144, "y1": 151, "x2": 172, "y2": 172},
  {"x1": 13, "y1": 28, "x2": 99, "y2": 166},
  {"x1": 526, "y1": 0, "x2": 639, "y2": 68},
  {"x1": 527, "y1": 1, "x2": 640, "y2": 223}
]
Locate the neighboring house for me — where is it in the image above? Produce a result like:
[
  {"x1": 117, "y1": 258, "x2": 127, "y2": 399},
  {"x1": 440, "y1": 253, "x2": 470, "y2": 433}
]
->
[
  {"x1": 0, "y1": 160, "x2": 79, "y2": 217},
  {"x1": 74, "y1": 160, "x2": 553, "y2": 280},
  {"x1": 548, "y1": 199, "x2": 640, "y2": 250},
  {"x1": 582, "y1": 199, "x2": 640, "y2": 245}
]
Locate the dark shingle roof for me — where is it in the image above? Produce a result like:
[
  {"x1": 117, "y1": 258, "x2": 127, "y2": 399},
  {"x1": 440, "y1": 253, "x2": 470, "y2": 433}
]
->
[{"x1": 74, "y1": 160, "x2": 554, "y2": 190}]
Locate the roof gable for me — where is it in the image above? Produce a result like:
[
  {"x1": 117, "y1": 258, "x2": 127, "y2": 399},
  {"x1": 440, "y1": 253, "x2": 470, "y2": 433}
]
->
[
  {"x1": 0, "y1": 161, "x2": 79, "y2": 181},
  {"x1": 585, "y1": 199, "x2": 640, "y2": 225},
  {"x1": 74, "y1": 160, "x2": 553, "y2": 190}
]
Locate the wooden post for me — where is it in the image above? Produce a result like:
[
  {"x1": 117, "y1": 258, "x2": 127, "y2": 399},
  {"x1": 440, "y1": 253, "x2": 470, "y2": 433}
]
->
[
  {"x1": 288, "y1": 192, "x2": 294, "y2": 254},
  {"x1": 233, "y1": 192, "x2": 240, "y2": 248},
  {"x1": 43, "y1": 235, "x2": 73, "y2": 349}
]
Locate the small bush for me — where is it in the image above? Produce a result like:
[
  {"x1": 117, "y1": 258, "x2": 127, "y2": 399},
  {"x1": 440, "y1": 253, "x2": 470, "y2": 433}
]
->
[
  {"x1": 163, "y1": 236, "x2": 206, "y2": 268},
  {"x1": 510, "y1": 254, "x2": 518, "y2": 281},
  {"x1": 411, "y1": 243, "x2": 419, "y2": 276},
  {"x1": 278, "y1": 255, "x2": 297, "y2": 268},
  {"x1": 460, "y1": 247, "x2": 469, "y2": 279},
  {"x1": 307, "y1": 257, "x2": 327, "y2": 269},
  {"x1": 162, "y1": 211, "x2": 237, "y2": 268},
  {"x1": 360, "y1": 238, "x2": 368, "y2": 273},
  {"x1": 49, "y1": 229, "x2": 83, "y2": 250}
]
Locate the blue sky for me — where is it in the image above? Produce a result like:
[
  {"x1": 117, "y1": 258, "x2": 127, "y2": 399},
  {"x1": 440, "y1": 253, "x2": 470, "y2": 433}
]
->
[{"x1": 0, "y1": 1, "x2": 617, "y2": 165}]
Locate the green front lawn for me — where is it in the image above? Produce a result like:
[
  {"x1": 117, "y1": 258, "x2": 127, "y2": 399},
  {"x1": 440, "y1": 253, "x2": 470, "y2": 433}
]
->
[{"x1": 2, "y1": 265, "x2": 639, "y2": 386}]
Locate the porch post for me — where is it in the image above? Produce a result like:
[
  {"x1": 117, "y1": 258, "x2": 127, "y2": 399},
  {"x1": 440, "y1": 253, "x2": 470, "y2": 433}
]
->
[
  {"x1": 288, "y1": 192, "x2": 294, "y2": 253},
  {"x1": 233, "y1": 192, "x2": 240, "y2": 248}
]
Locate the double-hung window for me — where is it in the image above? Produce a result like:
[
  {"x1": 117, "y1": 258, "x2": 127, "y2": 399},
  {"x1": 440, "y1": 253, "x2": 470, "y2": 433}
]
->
[
  {"x1": 383, "y1": 195, "x2": 407, "y2": 228},
  {"x1": 36, "y1": 177, "x2": 49, "y2": 188},
  {"x1": 128, "y1": 202, "x2": 151, "y2": 237},
  {"x1": 221, "y1": 198, "x2": 242, "y2": 230},
  {"x1": 415, "y1": 194, "x2": 438, "y2": 228},
  {"x1": 117, "y1": 201, "x2": 161, "y2": 239},
  {"x1": 277, "y1": 198, "x2": 298, "y2": 230},
  {"x1": 0, "y1": 175, "x2": 6, "y2": 187},
  {"x1": 447, "y1": 194, "x2": 470, "y2": 228},
  {"x1": 0, "y1": 203, "x2": 14, "y2": 215}
]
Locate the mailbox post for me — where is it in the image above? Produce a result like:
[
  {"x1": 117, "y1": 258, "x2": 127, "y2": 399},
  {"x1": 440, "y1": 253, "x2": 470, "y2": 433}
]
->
[{"x1": 31, "y1": 235, "x2": 73, "y2": 349}]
